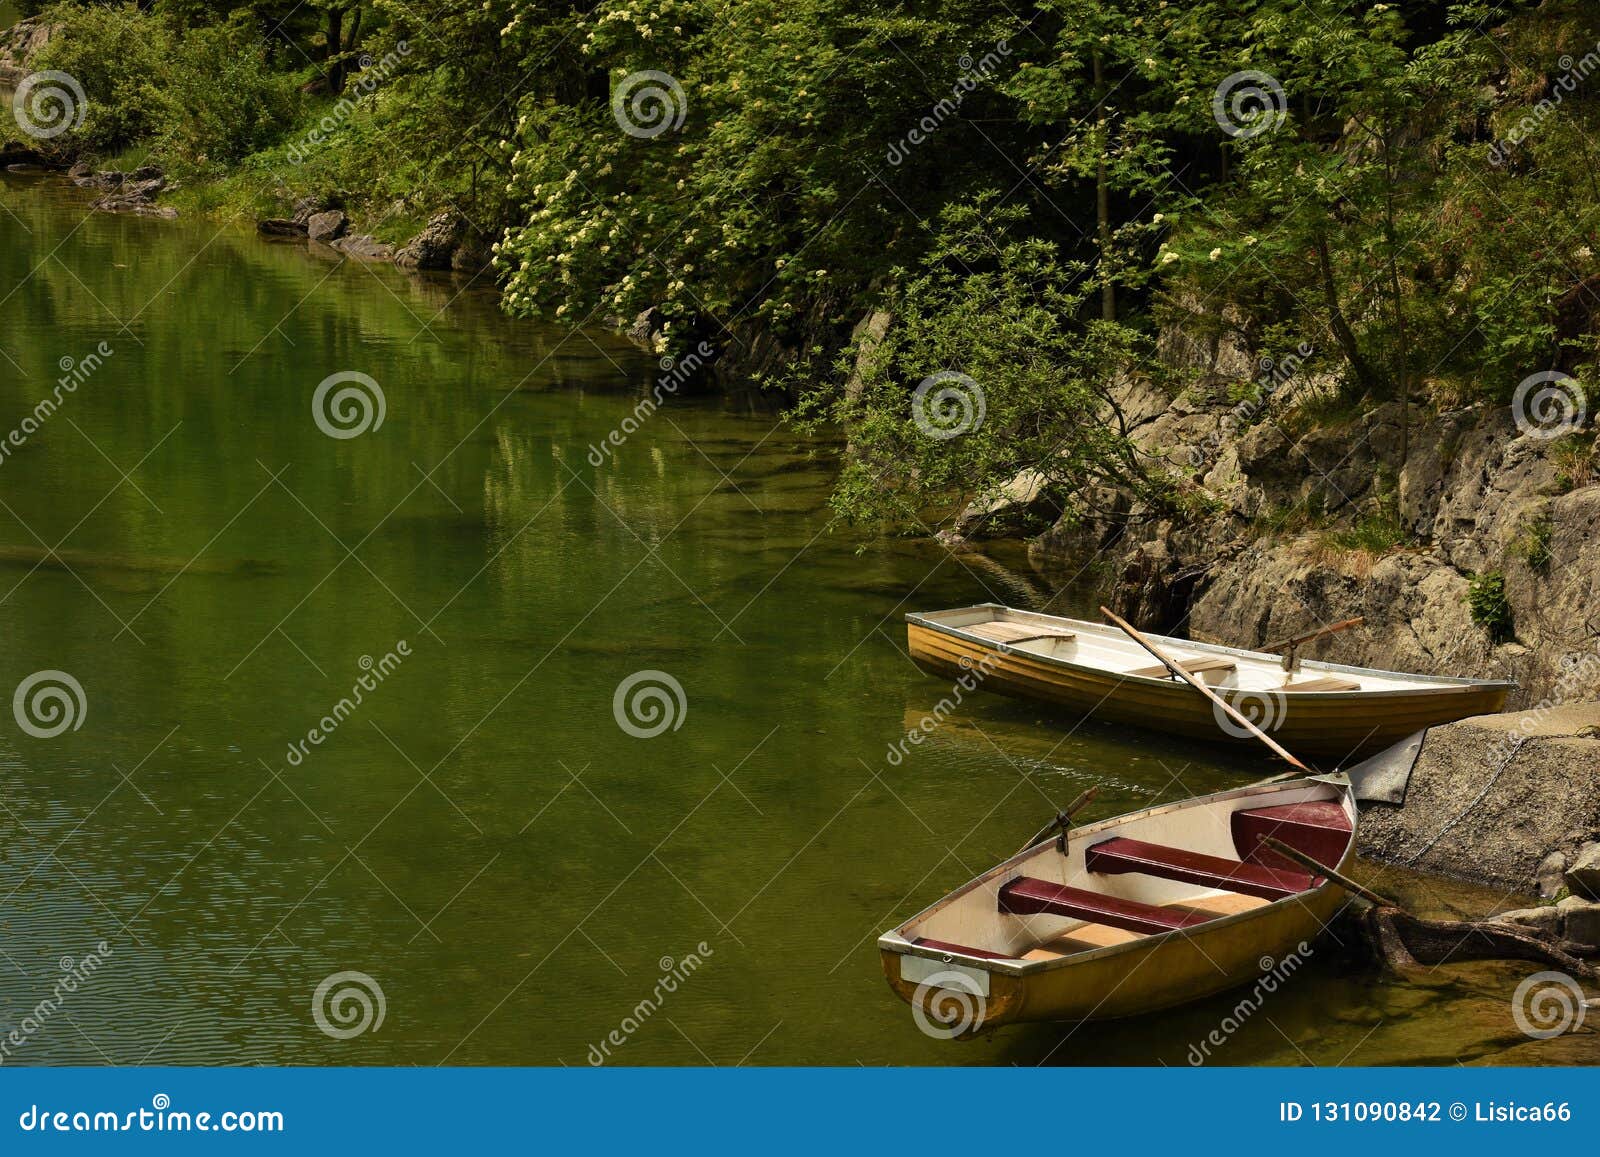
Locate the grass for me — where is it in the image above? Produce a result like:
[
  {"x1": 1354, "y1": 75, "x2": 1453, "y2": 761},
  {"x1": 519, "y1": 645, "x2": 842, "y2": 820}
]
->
[
  {"x1": 1513, "y1": 510, "x2": 1554, "y2": 573},
  {"x1": 1467, "y1": 570, "x2": 1514, "y2": 643}
]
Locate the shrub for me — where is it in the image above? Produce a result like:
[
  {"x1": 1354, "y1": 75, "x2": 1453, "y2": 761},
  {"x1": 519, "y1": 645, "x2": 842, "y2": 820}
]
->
[{"x1": 1467, "y1": 571, "x2": 1514, "y2": 644}]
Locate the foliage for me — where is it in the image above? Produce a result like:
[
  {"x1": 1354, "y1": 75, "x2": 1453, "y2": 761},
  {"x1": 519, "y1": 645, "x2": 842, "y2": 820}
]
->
[
  {"x1": 1514, "y1": 510, "x2": 1555, "y2": 573},
  {"x1": 791, "y1": 199, "x2": 1183, "y2": 534},
  {"x1": 1466, "y1": 570, "x2": 1514, "y2": 643}
]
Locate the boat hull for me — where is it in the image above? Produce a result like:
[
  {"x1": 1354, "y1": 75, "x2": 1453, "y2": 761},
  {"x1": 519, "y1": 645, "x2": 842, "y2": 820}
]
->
[{"x1": 907, "y1": 621, "x2": 1510, "y2": 759}]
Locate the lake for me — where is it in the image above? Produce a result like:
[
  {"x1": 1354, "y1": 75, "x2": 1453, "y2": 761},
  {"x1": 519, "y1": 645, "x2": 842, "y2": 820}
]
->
[{"x1": 0, "y1": 173, "x2": 1588, "y2": 1067}]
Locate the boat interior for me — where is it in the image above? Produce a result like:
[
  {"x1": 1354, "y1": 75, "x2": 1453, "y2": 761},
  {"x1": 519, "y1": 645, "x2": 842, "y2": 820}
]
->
[
  {"x1": 914, "y1": 605, "x2": 1452, "y2": 695},
  {"x1": 890, "y1": 781, "x2": 1355, "y2": 967}
]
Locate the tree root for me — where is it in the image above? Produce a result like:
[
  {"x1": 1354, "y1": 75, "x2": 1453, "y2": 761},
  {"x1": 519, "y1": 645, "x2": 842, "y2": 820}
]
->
[{"x1": 1359, "y1": 906, "x2": 1600, "y2": 980}]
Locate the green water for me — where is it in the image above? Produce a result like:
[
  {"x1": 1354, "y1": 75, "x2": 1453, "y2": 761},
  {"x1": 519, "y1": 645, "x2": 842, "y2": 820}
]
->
[{"x1": 0, "y1": 175, "x2": 1591, "y2": 1067}]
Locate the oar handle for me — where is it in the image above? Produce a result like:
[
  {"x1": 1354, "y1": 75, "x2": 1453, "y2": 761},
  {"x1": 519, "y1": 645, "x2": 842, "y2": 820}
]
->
[{"x1": 1016, "y1": 787, "x2": 1099, "y2": 855}]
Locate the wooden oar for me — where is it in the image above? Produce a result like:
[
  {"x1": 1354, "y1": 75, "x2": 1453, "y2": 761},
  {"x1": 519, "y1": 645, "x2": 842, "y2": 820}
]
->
[
  {"x1": 1016, "y1": 787, "x2": 1098, "y2": 855},
  {"x1": 1100, "y1": 605, "x2": 1312, "y2": 773},
  {"x1": 1259, "y1": 837, "x2": 1398, "y2": 907},
  {"x1": 1264, "y1": 616, "x2": 1365, "y2": 672}
]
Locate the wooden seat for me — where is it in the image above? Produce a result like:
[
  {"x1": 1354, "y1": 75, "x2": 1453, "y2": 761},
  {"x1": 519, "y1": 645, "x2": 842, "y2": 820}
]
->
[
  {"x1": 967, "y1": 621, "x2": 1075, "y2": 646},
  {"x1": 1127, "y1": 656, "x2": 1237, "y2": 679},
  {"x1": 1085, "y1": 837, "x2": 1317, "y2": 901},
  {"x1": 912, "y1": 937, "x2": 1016, "y2": 961},
  {"x1": 1232, "y1": 800, "x2": 1352, "y2": 872},
  {"x1": 998, "y1": 877, "x2": 1214, "y2": 935},
  {"x1": 1279, "y1": 675, "x2": 1360, "y2": 692}
]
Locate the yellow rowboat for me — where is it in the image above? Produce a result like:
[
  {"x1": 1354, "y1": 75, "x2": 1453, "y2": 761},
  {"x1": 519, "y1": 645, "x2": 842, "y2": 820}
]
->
[
  {"x1": 879, "y1": 777, "x2": 1357, "y2": 1032},
  {"x1": 907, "y1": 604, "x2": 1513, "y2": 760}
]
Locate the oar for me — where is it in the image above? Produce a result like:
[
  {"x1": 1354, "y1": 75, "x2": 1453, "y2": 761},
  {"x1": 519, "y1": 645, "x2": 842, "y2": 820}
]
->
[
  {"x1": 1016, "y1": 787, "x2": 1098, "y2": 855},
  {"x1": 1099, "y1": 605, "x2": 1312, "y2": 773},
  {"x1": 1264, "y1": 616, "x2": 1365, "y2": 673},
  {"x1": 1260, "y1": 837, "x2": 1398, "y2": 908}
]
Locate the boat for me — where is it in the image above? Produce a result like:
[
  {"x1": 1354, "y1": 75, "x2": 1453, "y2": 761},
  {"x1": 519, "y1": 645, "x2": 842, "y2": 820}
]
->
[
  {"x1": 879, "y1": 776, "x2": 1357, "y2": 1031},
  {"x1": 906, "y1": 604, "x2": 1514, "y2": 759}
]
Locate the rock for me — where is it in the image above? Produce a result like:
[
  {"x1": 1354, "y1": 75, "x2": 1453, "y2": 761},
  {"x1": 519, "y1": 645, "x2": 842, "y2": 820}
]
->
[
  {"x1": 129, "y1": 164, "x2": 162, "y2": 182},
  {"x1": 1556, "y1": 895, "x2": 1600, "y2": 945},
  {"x1": 331, "y1": 234, "x2": 393, "y2": 261},
  {"x1": 0, "y1": 141, "x2": 53, "y2": 168},
  {"x1": 394, "y1": 210, "x2": 464, "y2": 270},
  {"x1": 955, "y1": 468, "x2": 1059, "y2": 536},
  {"x1": 89, "y1": 172, "x2": 167, "y2": 215},
  {"x1": 1359, "y1": 703, "x2": 1600, "y2": 888},
  {"x1": 291, "y1": 198, "x2": 323, "y2": 226},
  {"x1": 1536, "y1": 850, "x2": 1569, "y2": 898},
  {"x1": 257, "y1": 218, "x2": 307, "y2": 237},
  {"x1": 306, "y1": 209, "x2": 348, "y2": 242},
  {"x1": 626, "y1": 306, "x2": 664, "y2": 347},
  {"x1": 1490, "y1": 905, "x2": 1563, "y2": 937},
  {"x1": 1567, "y1": 842, "x2": 1600, "y2": 900}
]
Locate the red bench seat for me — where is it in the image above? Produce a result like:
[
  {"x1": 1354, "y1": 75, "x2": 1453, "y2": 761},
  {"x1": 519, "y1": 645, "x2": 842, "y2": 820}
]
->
[
  {"x1": 998, "y1": 877, "x2": 1214, "y2": 935},
  {"x1": 1085, "y1": 837, "x2": 1317, "y2": 901}
]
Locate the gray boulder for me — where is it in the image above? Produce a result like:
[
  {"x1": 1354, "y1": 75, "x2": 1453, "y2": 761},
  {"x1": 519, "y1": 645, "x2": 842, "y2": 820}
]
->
[
  {"x1": 331, "y1": 234, "x2": 393, "y2": 261},
  {"x1": 258, "y1": 218, "x2": 306, "y2": 237},
  {"x1": 1557, "y1": 895, "x2": 1600, "y2": 946},
  {"x1": 394, "y1": 210, "x2": 464, "y2": 270},
  {"x1": 306, "y1": 209, "x2": 348, "y2": 242},
  {"x1": 1567, "y1": 842, "x2": 1600, "y2": 900},
  {"x1": 1491, "y1": 905, "x2": 1563, "y2": 937}
]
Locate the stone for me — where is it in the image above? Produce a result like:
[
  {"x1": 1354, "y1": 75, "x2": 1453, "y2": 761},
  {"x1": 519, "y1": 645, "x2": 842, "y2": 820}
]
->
[
  {"x1": 1536, "y1": 850, "x2": 1568, "y2": 898},
  {"x1": 330, "y1": 233, "x2": 393, "y2": 261},
  {"x1": 1566, "y1": 842, "x2": 1600, "y2": 900},
  {"x1": 1358, "y1": 702, "x2": 1600, "y2": 889},
  {"x1": 626, "y1": 306, "x2": 663, "y2": 347},
  {"x1": 306, "y1": 209, "x2": 348, "y2": 242},
  {"x1": 1490, "y1": 905, "x2": 1562, "y2": 937},
  {"x1": 291, "y1": 197, "x2": 323, "y2": 226},
  {"x1": 394, "y1": 210, "x2": 464, "y2": 270},
  {"x1": 1556, "y1": 895, "x2": 1600, "y2": 945},
  {"x1": 257, "y1": 218, "x2": 306, "y2": 237}
]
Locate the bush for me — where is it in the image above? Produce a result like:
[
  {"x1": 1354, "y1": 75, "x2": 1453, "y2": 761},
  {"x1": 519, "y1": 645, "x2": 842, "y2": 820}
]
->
[
  {"x1": 1467, "y1": 571, "x2": 1514, "y2": 644},
  {"x1": 28, "y1": 4, "x2": 298, "y2": 163}
]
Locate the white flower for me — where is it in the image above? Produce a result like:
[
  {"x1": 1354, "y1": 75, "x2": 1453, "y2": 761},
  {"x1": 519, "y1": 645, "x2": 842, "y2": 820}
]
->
[
  {"x1": 1161, "y1": 250, "x2": 1180, "y2": 265},
  {"x1": 1208, "y1": 247, "x2": 1222, "y2": 261},
  {"x1": 1153, "y1": 213, "x2": 1165, "y2": 224},
  {"x1": 1243, "y1": 235, "x2": 1257, "y2": 246}
]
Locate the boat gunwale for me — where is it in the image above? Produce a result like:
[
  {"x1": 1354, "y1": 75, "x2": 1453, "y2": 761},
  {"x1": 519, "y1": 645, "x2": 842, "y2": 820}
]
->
[
  {"x1": 907, "y1": 604, "x2": 1518, "y2": 697},
  {"x1": 877, "y1": 777, "x2": 1357, "y2": 977}
]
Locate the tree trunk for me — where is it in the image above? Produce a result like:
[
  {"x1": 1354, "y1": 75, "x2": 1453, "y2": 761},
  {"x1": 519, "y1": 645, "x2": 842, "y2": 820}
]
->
[{"x1": 1315, "y1": 230, "x2": 1382, "y2": 396}]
